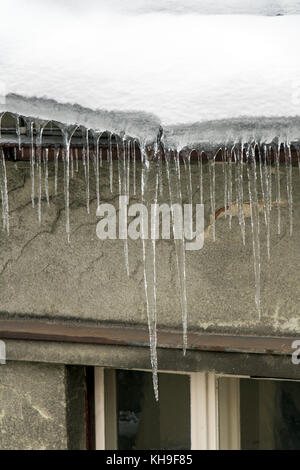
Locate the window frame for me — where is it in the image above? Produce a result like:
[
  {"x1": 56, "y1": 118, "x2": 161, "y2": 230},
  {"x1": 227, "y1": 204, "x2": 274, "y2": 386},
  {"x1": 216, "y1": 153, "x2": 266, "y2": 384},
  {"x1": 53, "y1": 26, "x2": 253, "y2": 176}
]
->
[{"x1": 94, "y1": 367, "x2": 245, "y2": 450}]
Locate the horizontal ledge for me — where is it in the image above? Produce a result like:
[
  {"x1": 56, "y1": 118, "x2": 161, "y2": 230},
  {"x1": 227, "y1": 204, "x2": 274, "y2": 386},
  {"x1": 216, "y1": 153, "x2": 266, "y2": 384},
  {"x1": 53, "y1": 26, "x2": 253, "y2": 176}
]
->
[{"x1": 0, "y1": 320, "x2": 297, "y2": 356}]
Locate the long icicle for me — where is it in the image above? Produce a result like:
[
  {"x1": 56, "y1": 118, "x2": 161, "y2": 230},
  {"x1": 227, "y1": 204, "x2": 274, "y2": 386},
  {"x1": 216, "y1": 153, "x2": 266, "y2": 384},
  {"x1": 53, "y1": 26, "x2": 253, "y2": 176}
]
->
[
  {"x1": 109, "y1": 133, "x2": 113, "y2": 193},
  {"x1": 85, "y1": 129, "x2": 90, "y2": 214},
  {"x1": 228, "y1": 147, "x2": 233, "y2": 228},
  {"x1": 43, "y1": 147, "x2": 50, "y2": 206},
  {"x1": 0, "y1": 149, "x2": 9, "y2": 233},
  {"x1": 247, "y1": 143, "x2": 261, "y2": 318},
  {"x1": 276, "y1": 142, "x2": 281, "y2": 235},
  {"x1": 35, "y1": 122, "x2": 43, "y2": 224},
  {"x1": 140, "y1": 140, "x2": 159, "y2": 400},
  {"x1": 285, "y1": 141, "x2": 293, "y2": 237},
  {"x1": 165, "y1": 148, "x2": 188, "y2": 354},
  {"x1": 30, "y1": 121, "x2": 35, "y2": 208},
  {"x1": 208, "y1": 152, "x2": 216, "y2": 241}
]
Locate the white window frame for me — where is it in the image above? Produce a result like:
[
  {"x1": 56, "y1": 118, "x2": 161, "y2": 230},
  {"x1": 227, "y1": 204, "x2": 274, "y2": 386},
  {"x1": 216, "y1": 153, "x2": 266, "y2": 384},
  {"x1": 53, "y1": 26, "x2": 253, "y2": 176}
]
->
[{"x1": 94, "y1": 367, "x2": 246, "y2": 450}]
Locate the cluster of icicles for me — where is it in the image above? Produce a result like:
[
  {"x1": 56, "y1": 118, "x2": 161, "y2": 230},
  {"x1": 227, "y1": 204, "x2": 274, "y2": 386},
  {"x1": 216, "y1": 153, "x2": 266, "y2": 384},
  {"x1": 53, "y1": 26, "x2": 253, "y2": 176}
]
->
[{"x1": 0, "y1": 114, "x2": 298, "y2": 400}]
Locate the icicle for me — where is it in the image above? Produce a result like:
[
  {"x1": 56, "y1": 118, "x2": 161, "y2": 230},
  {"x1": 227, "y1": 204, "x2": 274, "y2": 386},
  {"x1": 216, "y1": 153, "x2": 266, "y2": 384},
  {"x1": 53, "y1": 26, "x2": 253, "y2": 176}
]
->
[
  {"x1": 257, "y1": 143, "x2": 267, "y2": 226},
  {"x1": 117, "y1": 140, "x2": 122, "y2": 196},
  {"x1": 75, "y1": 148, "x2": 79, "y2": 173},
  {"x1": 197, "y1": 151, "x2": 203, "y2": 205},
  {"x1": 285, "y1": 142, "x2": 293, "y2": 237},
  {"x1": 127, "y1": 140, "x2": 131, "y2": 199},
  {"x1": 263, "y1": 144, "x2": 271, "y2": 260},
  {"x1": 85, "y1": 129, "x2": 90, "y2": 214},
  {"x1": 228, "y1": 147, "x2": 233, "y2": 228},
  {"x1": 123, "y1": 137, "x2": 128, "y2": 198},
  {"x1": 54, "y1": 148, "x2": 59, "y2": 196},
  {"x1": 82, "y1": 145, "x2": 87, "y2": 180},
  {"x1": 70, "y1": 148, "x2": 74, "y2": 178},
  {"x1": 16, "y1": 116, "x2": 21, "y2": 151},
  {"x1": 208, "y1": 153, "x2": 216, "y2": 241},
  {"x1": 158, "y1": 144, "x2": 163, "y2": 198},
  {"x1": 117, "y1": 136, "x2": 130, "y2": 277},
  {"x1": 35, "y1": 122, "x2": 43, "y2": 224},
  {"x1": 94, "y1": 133, "x2": 100, "y2": 208},
  {"x1": 150, "y1": 172, "x2": 159, "y2": 399},
  {"x1": 234, "y1": 145, "x2": 246, "y2": 245},
  {"x1": 43, "y1": 148, "x2": 50, "y2": 206},
  {"x1": 62, "y1": 127, "x2": 76, "y2": 243},
  {"x1": 184, "y1": 151, "x2": 193, "y2": 206},
  {"x1": 276, "y1": 142, "x2": 281, "y2": 235},
  {"x1": 223, "y1": 148, "x2": 228, "y2": 218},
  {"x1": 140, "y1": 140, "x2": 158, "y2": 401},
  {"x1": 133, "y1": 139, "x2": 137, "y2": 196},
  {"x1": 0, "y1": 161, "x2": 5, "y2": 231},
  {"x1": 109, "y1": 133, "x2": 113, "y2": 193},
  {"x1": 0, "y1": 149, "x2": 9, "y2": 233},
  {"x1": 247, "y1": 144, "x2": 261, "y2": 318},
  {"x1": 165, "y1": 149, "x2": 188, "y2": 355}
]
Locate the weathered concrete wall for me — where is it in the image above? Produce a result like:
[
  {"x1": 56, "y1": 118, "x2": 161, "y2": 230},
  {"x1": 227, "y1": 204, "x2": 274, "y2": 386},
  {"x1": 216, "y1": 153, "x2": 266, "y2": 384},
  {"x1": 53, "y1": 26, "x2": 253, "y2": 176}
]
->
[
  {"x1": 0, "y1": 361, "x2": 86, "y2": 450},
  {"x1": 0, "y1": 159, "x2": 299, "y2": 336}
]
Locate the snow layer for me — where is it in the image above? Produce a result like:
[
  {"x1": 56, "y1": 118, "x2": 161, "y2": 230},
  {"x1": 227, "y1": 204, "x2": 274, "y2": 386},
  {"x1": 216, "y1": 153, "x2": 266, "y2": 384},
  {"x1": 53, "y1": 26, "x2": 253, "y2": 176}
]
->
[{"x1": 0, "y1": 1, "x2": 300, "y2": 134}]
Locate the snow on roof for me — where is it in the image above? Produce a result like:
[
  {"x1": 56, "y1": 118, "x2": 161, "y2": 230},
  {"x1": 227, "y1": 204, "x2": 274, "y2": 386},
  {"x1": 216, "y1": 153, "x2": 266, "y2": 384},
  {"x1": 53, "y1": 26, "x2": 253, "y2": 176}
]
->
[{"x1": 0, "y1": 0, "x2": 299, "y2": 143}]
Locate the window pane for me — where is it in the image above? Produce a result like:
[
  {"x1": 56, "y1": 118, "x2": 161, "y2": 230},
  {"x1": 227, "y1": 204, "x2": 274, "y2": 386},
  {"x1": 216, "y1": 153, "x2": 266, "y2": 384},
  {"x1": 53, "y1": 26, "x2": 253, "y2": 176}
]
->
[
  {"x1": 116, "y1": 370, "x2": 191, "y2": 450},
  {"x1": 240, "y1": 378, "x2": 300, "y2": 450}
]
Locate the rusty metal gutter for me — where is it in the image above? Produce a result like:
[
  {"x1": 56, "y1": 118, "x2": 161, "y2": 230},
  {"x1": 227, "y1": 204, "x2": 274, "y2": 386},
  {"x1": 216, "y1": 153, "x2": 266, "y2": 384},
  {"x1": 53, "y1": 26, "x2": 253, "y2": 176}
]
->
[{"x1": 0, "y1": 320, "x2": 297, "y2": 357}]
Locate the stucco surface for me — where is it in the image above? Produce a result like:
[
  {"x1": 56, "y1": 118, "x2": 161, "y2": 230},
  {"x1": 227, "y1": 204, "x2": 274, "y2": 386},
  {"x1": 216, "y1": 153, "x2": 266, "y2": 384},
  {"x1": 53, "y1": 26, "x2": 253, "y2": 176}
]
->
[
  {"x1": 0, "y1": 361, "x2": 67, "y2": 449},
  {"x1": 0, "y1": 159, "x2": 299, "y2": 336}
]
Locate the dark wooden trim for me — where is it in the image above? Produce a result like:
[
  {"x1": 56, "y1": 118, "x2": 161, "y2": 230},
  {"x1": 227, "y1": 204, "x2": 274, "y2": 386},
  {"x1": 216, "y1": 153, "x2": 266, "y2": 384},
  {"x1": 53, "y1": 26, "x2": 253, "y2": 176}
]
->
[{"x1": 0, "y1": 320, "x2": 297, "y2": 356}]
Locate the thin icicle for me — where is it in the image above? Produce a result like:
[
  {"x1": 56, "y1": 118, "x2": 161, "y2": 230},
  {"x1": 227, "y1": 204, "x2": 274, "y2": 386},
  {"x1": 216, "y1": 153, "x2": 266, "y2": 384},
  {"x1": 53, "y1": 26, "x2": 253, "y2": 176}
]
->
[
  {"x1": 35, "y1": 122, "x2": 43, "y2": 224},
  {"x1": 0, "y1": 149, "x2": 9, "y2": 233},
  {"x1": 184, "y1": 151, "x2": 193, "y2": 206},
  {"x1": 85, "y1": 129, "x2": 90, "y2": 214},
  {"x1": 198, "y1": 152, "x2": 203, "y2": 205},
  {"x1": 285, "y1": 142, "x2": 293, "y2": 236},
  {"x1": 70, "y1": 148, "x2": 74, "y2": 178},
  {"x1": 75, "y1": 148, "x2": 79, "y2": 173},
  {"x1": 109, "y1": 133, "x2": 113, "y2": 193},
  {"x1": 257, "y1": 143, "x2": 267, "y2": 226},
  {"x1": 223, "y1": 148, "x2": 228, "y2": 218},
  {"x1": 127, "y1": 140, "x2": 131, "y2": 199},
  {"x1": 54, "y1": 148, "x2": 59, "y2": 196},
  {"x1": 165, "y1": 149, "x2": 188, "y2": 355},
  {"x1": 263, "y1": 144, "x2": 271, "y2": 260},
  {"x1": 117, "y1": 137, "x2": 130, "y2": 277},
  {"x1": 140, "y1": 140, "x2": 158, "y2": 401},
  {"x1": 133, "y1": 140, "x2": 137, "y2": 196},
  {"x1": 276, "y1": 142, "x2": 281, "y2": 235},
  {"x1": 123, "y1": 137, "x2": 128, "y2": 198},
  {"x1": 43, "y1": 148, "x2": 50, "y2": 206},
  {"x1": 208, "y1": 154, "x2": 216, "y2": 241},
  {"x1": 82, "y1": 146, "x2": 87, "y2": 180},
  {"x1": 94, "y1": 134, "x2": 100, "y2": 208},
  {"x1": 158, "y1": 145, "x2": 163, "y2": 198},
  {"x1": 30, "y1": 121, "x2": 35, "y2": 208},
  {"x1": 117, "y1": 140, "x2": 122, "y2": 196},
  {"x1": 228, "y1": 147, "x2": 233, "y2": 228},
  {"x1": 62, "y1": 128, "x2": 75, "y2": 243},
  {"x1": 16, "y1": 116, "x2": 21, "y2": 151},
  {"x1": 247, "y1": 144, "x2": 261, "y2": 318},
  {"x1": 234, "y1": 145, "x2": 246, "y2": 245}
]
